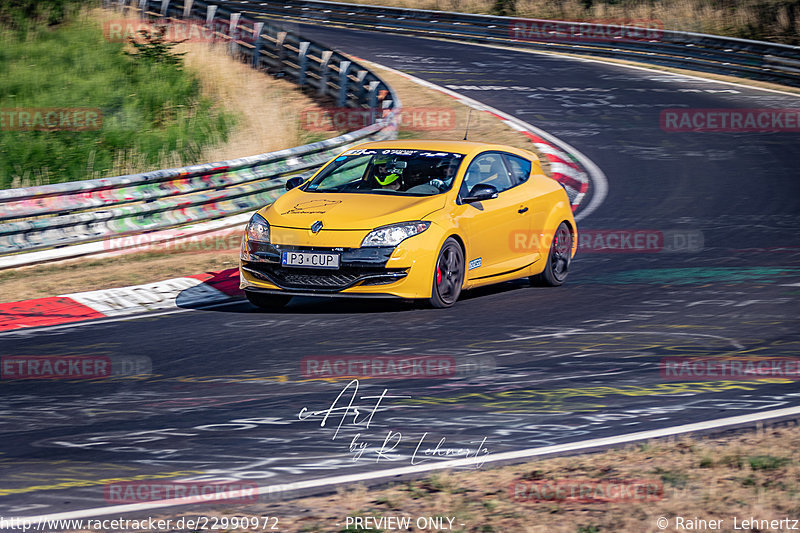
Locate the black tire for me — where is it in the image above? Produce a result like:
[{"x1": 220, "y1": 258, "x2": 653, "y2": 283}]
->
[
  {"x1": 530, "y1": 221, "x2": 572, "y2": 287},
  {"x1": 429, "y1": 238, "x2": 465, "y2": 308},
  {"x1": 245, "y1": 291, "x2": 291, "y2": 309}
]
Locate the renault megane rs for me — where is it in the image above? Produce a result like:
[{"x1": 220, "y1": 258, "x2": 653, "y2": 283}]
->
[{"x1": 240, "y1": 140, "x2": 577, "y2": 308}]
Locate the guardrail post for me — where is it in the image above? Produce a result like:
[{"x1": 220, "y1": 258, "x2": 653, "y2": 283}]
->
[
  {"x1": 318, "y1": 51, "x2": 333, "y2": 97},
  {"x1": 338, "y1": 60, "x2": 351, "y2": 107},
  {"x1": 160, "y1": 0, "x2": 169, "y2": 17},
  {"x1": 182, "y1": 0, "x2": 193, "y2": 18},
  {"x1": 205, "y1": 4, "x2": 217, "y2": 43},
  {"x1": 367, "y1": 80, "x2": 380, "y2": 119},
  {"x1": 382, "y1": 95, "x2": 393, "y2": 123},
  {"x1": 276, "y1": 32, "x2": 288, "y2": 75},
  {"x1": 252, "y1": 22, "x2": 265, "y2": 69},
  {"x1": 298, "y1": 42, "x2": 310, "y2": 86},
  {"x1": 355, "y1": 70, "x2": 368, "y2": 103},
  {"x1": 229, "y1": 13, "x2": 241, "y2": 55}
]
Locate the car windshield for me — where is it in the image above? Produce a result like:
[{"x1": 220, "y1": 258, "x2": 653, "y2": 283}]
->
[{"x1": 304, "y1": 149, "x2": 464, "y2": 196}]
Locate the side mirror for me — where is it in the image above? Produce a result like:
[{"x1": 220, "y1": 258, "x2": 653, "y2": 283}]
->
[
  {"x1": 285, "y1": 176, "x2": 305, "y2": 191},
  {"x1": 463, "y1": 183, "x2": 499, "y2": 203}
]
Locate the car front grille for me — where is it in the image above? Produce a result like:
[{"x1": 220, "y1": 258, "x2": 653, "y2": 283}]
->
[{"x1": 243, "y1": 263, "x2": 407, "y2": 292}]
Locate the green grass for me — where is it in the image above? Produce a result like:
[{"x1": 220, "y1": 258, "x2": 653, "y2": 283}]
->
[
  {"x1": 0, "y1": 12, "x2": 235, "y2": 188},
  {"x1": 748, "y1": 455, "x2": 791, "y2": 471},
  {"x1": 0, "y1": 0, "x2": 85, "y2": 34},
  {"x1": 653, "y1": 466, "x2": 689, "y2": 488}
]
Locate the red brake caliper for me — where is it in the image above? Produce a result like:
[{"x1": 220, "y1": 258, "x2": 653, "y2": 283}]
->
[{"x1": 436, "y1": 265, "x2": 442, "y2": 284}]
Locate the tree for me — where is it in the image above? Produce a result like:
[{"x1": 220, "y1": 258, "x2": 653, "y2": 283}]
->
[{"x1": 126, "y1": 25, "x2": 186, "y2": 68}]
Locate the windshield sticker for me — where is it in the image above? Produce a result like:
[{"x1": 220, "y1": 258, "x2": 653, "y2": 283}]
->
[
  {"x1": 334, "y1": 156, "x2": 348, "y2": 161},
  {"x1": 343, "y1": 149, "x2": 463, "y2": 158},
  {"x1": 281, "y1": 199, "x2": 342, "y2": 215},
  {"x1": 419, "y1": 151, "x2": 460, "y2": 158},
  {"x1": 379, "y1": 149, "x2": 417, "y2": 156}
]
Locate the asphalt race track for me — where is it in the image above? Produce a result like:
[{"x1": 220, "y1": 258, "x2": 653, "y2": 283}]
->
[{"x1": 1, "y1": 23, "x2": 799, "y2": 521}]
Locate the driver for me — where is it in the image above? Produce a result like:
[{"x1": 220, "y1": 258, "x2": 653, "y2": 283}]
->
[{"x1": 373, "y1": 157, "x2": 404, "y2": 190}]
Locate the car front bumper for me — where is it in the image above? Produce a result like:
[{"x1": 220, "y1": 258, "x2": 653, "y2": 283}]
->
[{"x1": 239, "y1": 229, "x2": 443, "y2": 299}]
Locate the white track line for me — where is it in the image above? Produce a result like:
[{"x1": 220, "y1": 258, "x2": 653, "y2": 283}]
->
[
  {"x1": 472, "y1": 40, "x2": 800, "y2": 99},
  {"x1": 313, "y1": 20, "x2": 800, "y2": 98},
  {"x1": 16, "y1": 405, "x2": 800, "y2": 522}
]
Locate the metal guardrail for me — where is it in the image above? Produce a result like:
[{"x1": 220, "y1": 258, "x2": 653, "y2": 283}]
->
[
  {"x1": 0, "y1": 0, "x2": 400, "y2": 262},
  {"x1": 227, "y1": 0, "x2": 800, "y2": 87}
]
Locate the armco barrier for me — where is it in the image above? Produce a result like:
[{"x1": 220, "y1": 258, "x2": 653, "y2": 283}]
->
[
  {"x1": 229, "y1": 0, "x2": 800, "y2": 87},
  {"x1": 0, "y1": 0, "x2": 400, "y2": 266}
]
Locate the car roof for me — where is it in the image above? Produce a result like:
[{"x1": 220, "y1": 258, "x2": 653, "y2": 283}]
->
[{"x1": 349, "y1": 139, "x2": 537, "y2": 159}]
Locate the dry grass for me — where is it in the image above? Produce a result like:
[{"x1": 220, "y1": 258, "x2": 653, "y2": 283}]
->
[
  {"x1": 146, "y1": 422, "x2": 800, "y2": 532},
  {"x1": 180, "y1": 42, "x2": 323, "y2": 163},
  {"x1": 347, "y1": 0, "x2": 800, "y2": 43},
  {"x1": 0, "y1": 240, "x2": 240, "y2": 302}
]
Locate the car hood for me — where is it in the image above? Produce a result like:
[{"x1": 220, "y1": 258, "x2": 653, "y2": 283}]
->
[{"x1": 264, "y1": 190, "x2": 447, "y2": 230}]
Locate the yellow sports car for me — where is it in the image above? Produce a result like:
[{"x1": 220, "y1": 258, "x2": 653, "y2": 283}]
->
[{"x1": 240, "y1": 140, "x2": 577, "y2": 308}]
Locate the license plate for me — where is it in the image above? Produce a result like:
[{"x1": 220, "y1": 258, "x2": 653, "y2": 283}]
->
[{"x1": 281, "y1": 251, "x2": 340, "y2": 269}]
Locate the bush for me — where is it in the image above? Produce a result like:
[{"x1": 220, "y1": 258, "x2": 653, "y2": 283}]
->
[
  {"x1": 0, "y1": 0, "x2": 92, "y2": 33},
  {"x1": 0, "y1": 15, "x2": 234, "y2": 187}
]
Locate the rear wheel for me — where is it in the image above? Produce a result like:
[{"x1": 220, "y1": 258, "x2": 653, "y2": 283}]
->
[
  {"x1": 530, "y1": 222, "x2": 572, "y2": 287},
  {"x1": 429, "y1": 238, "x2": 464, "y2": 308},
  {"x1": 245, "y1": 291, "x2": 291, "y2": 309}
]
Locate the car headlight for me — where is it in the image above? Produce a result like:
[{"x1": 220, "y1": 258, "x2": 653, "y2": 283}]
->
[
  {"x1": 246, "y1": 213, "x2": 270, "y2": 243},
  {"x1": 361, "y1": 221, "x2": 431, "y2": 247},
  {"x1": 242, "y1": 213, "x2": 270, "y2": 262}
]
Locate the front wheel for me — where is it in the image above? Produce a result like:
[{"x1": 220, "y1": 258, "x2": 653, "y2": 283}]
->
[
  {"x1": 429, "y1": 238, "x2": 465, "y2": 308},
  {"x1": 530, "y1": 222, "x2": 572, "y2": 287},
  {"x1": 245, "y1": 291, "x2": 291, "y2": 309}
]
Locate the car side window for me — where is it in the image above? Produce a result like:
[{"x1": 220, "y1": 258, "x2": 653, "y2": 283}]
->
[
  {"x1": 504, "y1": 154, "x2": 532, "y2": 185},
  {"x1": 461, "y1": 153, "x2": 514, "y2": 196}
]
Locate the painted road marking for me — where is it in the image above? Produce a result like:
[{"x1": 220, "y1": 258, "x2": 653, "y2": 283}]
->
[{"x1": 13, "y1": 405, "x2": 800, "y2": 522}]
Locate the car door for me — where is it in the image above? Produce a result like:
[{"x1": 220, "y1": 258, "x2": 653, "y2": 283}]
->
[
  {"x1": 453, "y1": 152, "x2": 535, "y2": 280},
  {"x1": 503, "y1": 152, "x2": 548, "y2": 258}
]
